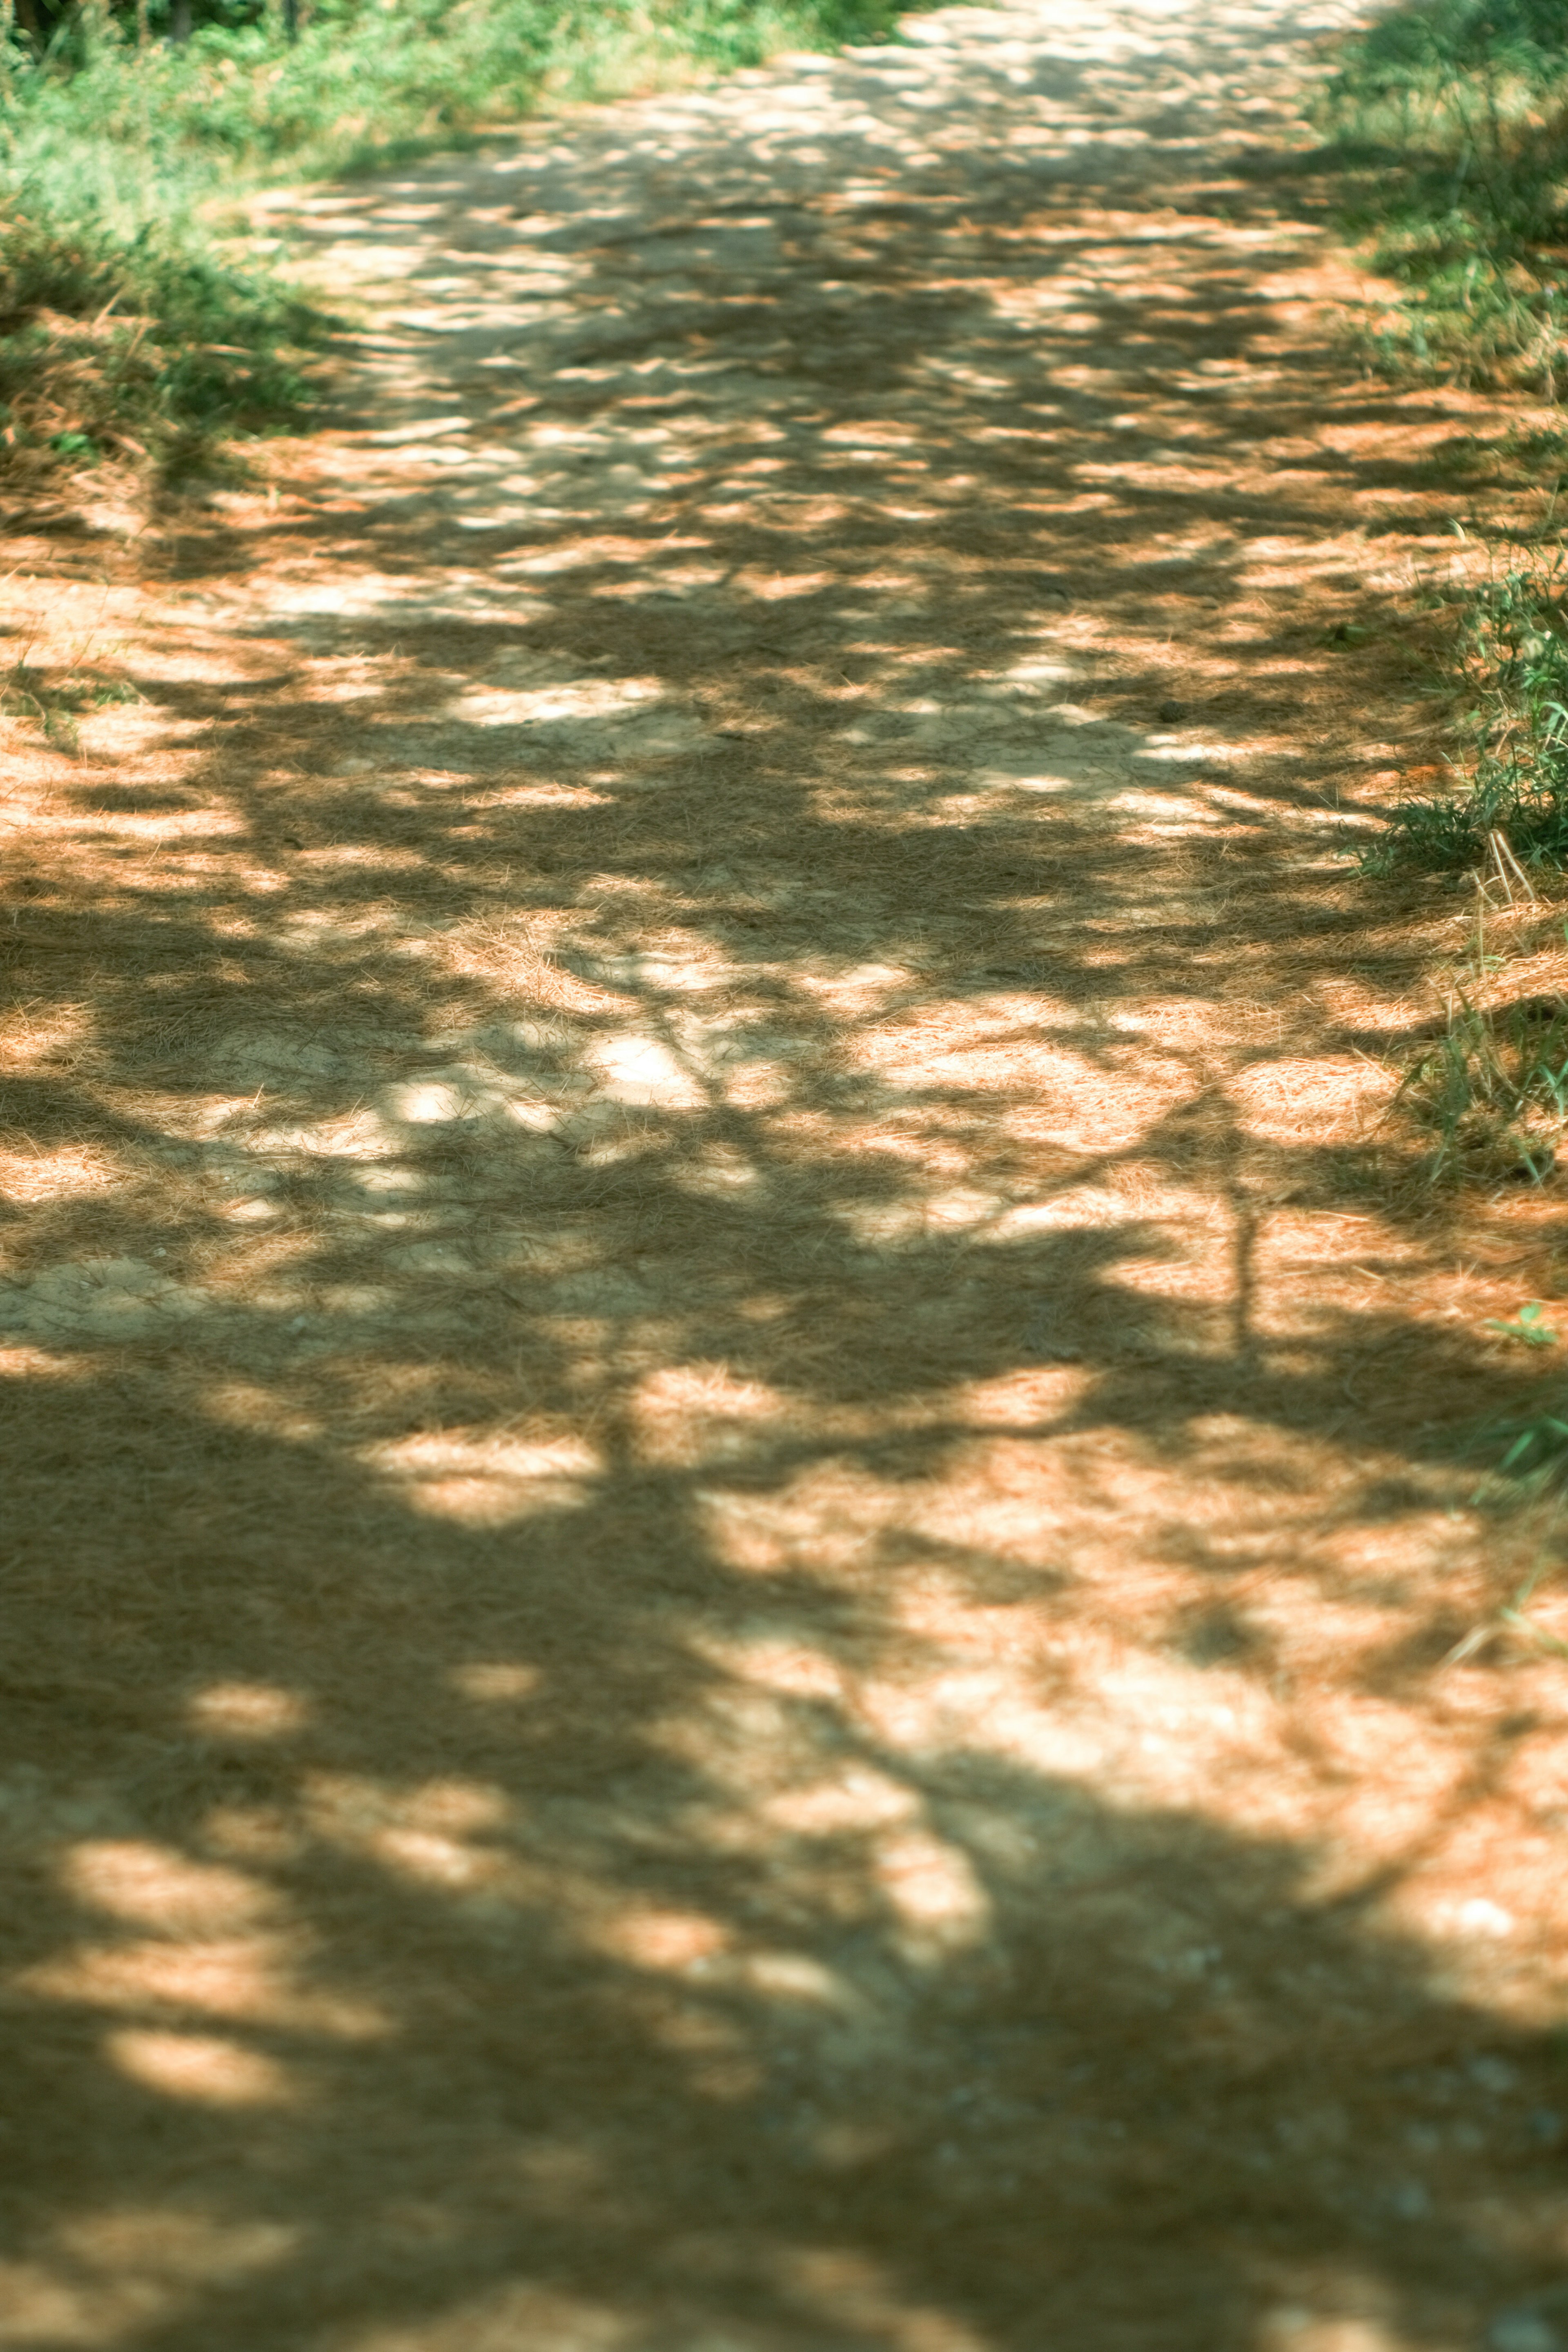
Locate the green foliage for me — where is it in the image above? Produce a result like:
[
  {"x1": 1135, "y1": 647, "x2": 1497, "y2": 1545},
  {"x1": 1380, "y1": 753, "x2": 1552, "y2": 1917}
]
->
[
  {"x1": 0, "y1": 179, "x2": 325, "y2": 483},
  {"x1": 0, "y1": 0, "x2": 904, "y2": 490},
  {"x1": 1321, "y1": 0, "x2": 1568, "y2": 388},
  {"x1": 1364, "y1": 571, "x2": 1568, "y2": 875},
  {"x1": 1483, "y1": 1394, "x2": 1568, "y2": 1483},
  {"x1": 1390, "y1": 978, "x2": 1568, "y2": 1183},
  {"x1": 1485, "y1": 1299, "x2": 1561, "y2": 1345},
  {"x1": 2, "y1": 652, "x2": 143, "y2": 753}
]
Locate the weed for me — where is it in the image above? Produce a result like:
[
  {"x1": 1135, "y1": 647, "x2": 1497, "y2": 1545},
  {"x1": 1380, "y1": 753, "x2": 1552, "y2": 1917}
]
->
[
  {"x1": 0, "y1": 186, "x2": 328, "y2": 488},
  {"x1": 1388, "y1": 960, "x2": 1568, "y2": 1184},
  {"x1": 1486, "y1": 1406, "x2": 1568, "y2": 1486},
  {"x1": 1363, "y1": 568, "x2": 1568, "y2": 876},
  {"x1": 2, "y1": 655, "x2": 144, "y2": 751},
  {"x1": 1496, "y1": 420, "x2": 1568, "y2": 471},
  {"x1": 1443, "y1": 1545, "x2": 1568, "y2": 1660},
  {"x1": 1485, "y1": 1300, "x2": 1561, "y2": 1345}
]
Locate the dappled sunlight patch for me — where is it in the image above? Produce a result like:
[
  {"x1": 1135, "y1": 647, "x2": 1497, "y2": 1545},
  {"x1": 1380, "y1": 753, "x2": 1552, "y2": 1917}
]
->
[
  {"x1": 25, "y1": 1936, "x2": 389, "y2": 2040},
  {"x1": 0, "y1": 1140, "x2": 120, "y2": 1209},
  {"x1": 0, "y1": 1340, "x2": 90, "y2": 1380},
  {"x1": 0, "y1": 1004, "x2": 97, "y2": 1077},
  {"x1": 380, "y1": 1069, "x2": 565, "y2": 1130},
  {"x1": 1230, "y1": 1056, "x2": 1392, "y2": 1147},
  {"x1": 831, "y1": 1186, "x2": 1005, "y2": 1248},
  {"x1": 778, "y1": 2246, "x2": 991, "y2": 2352},
  {"x1": 872, "y1": 1824, "x2": 990, "y2": 1958},
  {"x1": 848, "y1": 1015, "x2": 1195, "y2": 1152},
  {"x1": 57, "y1": 2206, "x2": 298, "y2": 2285},
  {"x1": 976, "y1": 764, "x2": 1104, "y2": 796},
  {"x1": 300, "y1": 1775, "x2": 526, "y2": 1901},
  {"x1": 853, "y1": 1662, "x2": 1118, "y2": 1788},
  {"x1": 370, "y1": 1826, "x2": 500, "y2": 1891},
  {"x1": 450, "y1": 675, "x2": 670, "y2": 727},
  {"x1": 633, "y1": 1363, "x2": 793, "y2": 1467},
  {"x1": 584, "y1": 1032, "x2": 708, "y2": 1109},
  {"x1": 693, "y1": 1463, "x2": 904, "y2": 1579},
  {"x1": 762, "y1": 1767, "x2": 917, "y2": 1836},
  {"x1": 1102, "y1": 787, "x2": 1229, "y2": 829},
  {"x1": 312, "y1": 1777, "x2": 511, "y2": 1842},
  {"x1": 64, "y1": 1843, "x2": 279, "y2": 1937},
  {"x1": 448, "y1": 1661, "x2": 542, "y2": 1704},
  {"x1": 1256, "y1": 2313, "x2": 1416, "y2": 2352},
  {"x1": 596, "y1": 1906, "x2": 731, "y2": 1971},
  {"x1": 792, "y1": 960, "x2": 923, "y2": 1015},
  {"x1": 0, "y1": 2214, "x2": 297, "y2": 2348},
  {"x1": 955, "y1": 1363, "x2": 1090, "y2": 1420},
  {"x1": 188, "y1": 1684, "x2": 310, "y2": 1740},
  {"x1": 202, "y1": 1805, "x2": 309, "y2": 1867},
  {"x1": 1354, "y1": 1819, "x2": 1568, "y2": 2021},
  {"x1": 735, "y1": 568, "x2": 839, "y2": 601},
  {"x1": 108, "y1": 2030, "x2": 300, "y2": 2108},
  {"x1": 362, "y1": 1430, "x2": 602, "y2": 1525},
  {"x1": 341, "y1": 2281, "x2": 635, "y2": 2352},
  {"x1": 691, "y1": 1631, "x2": 846, "y2": 1703},
  {"x1": 727, "y1": 1949, "x2": 862, "y2": 2011},
  {"x1": 246, "y1": 1108, "x2": 403, "y2": 1161},
  {"x1": 671, "y1": 1141, "x2": 768, "y2": 1198}
]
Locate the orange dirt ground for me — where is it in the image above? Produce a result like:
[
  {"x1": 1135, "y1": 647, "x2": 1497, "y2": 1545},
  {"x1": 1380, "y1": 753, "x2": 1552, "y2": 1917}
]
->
[{"x1": 4, "y1": 2, "x2": 1568, "y2": 2345}]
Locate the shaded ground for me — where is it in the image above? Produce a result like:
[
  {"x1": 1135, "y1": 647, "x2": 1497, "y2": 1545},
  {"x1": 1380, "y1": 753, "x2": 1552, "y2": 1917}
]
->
[{"x1": 4, "y1": 2, "x2": 1568, "y2": 2347}]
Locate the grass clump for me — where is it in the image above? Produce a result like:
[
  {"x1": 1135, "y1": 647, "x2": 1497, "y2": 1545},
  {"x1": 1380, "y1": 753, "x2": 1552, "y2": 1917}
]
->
[
  {"x1": 1320, "y1": 0, "x2": 1568, "y2": 390},
  {"x1": 1320, "y1": 9, "x2": 1568, "y2": 878},
  {"x1": 2, "y1": 648, "x2": 143, "y2": 751},
  {"x1": 1479, "y1": 1396, "x2": 1568, "y2": 1486},
  {"x1": 1391, "y1": 979, "x2": 1568, "y2": 1183},
  {"x1": 1365, "y1": 568, "x2": 1568, "y2": 877},
  {"x1": 0, "y1": 189, "x2": 326, "y2": 489}
]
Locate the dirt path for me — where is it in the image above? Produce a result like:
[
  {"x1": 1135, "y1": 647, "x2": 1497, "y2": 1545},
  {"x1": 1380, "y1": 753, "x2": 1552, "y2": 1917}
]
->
[{"x1": 5, "y1": 3, "x2": 1568, "y2": 2347}]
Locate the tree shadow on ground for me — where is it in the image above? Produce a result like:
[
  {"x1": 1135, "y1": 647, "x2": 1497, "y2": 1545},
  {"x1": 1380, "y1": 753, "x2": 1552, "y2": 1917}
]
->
[
  {"x1": 4, "y1": 5, "x2": 1568, "y2": 2346},
  {"x1": 4, "y1": 1358, "x2": 1568, "y2": 2352}
]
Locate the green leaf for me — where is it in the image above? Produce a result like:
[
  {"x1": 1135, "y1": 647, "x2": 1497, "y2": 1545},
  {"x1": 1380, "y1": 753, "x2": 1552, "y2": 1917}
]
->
[{"x1": 1485, "y1": 1301, "x2": 1561, "y2": 1346}]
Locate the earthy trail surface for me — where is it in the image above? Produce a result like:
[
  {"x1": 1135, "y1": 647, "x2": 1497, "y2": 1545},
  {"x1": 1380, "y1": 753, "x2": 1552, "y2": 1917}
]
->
[{"x1": 6, "y1": 3, "x2": 1568, "y2": 2347}]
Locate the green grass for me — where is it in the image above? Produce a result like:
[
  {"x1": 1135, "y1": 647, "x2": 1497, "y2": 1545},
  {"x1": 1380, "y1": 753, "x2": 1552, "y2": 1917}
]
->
[
  {"x1": 1, "y1": 648, "x2": 144, "y2": 752},
  {"x1": 1320, "y1": 0, "x2": 1568, "y2": 390},
  {"x1": 1363, "y1": 568, "x2": 1568, "y2": 878},
  {"x1": 1390, "y1": 976, "x2": 1568, "y2": 1183},
  {"x1": 1479, "y1": 1396, "x2": 1568, "y2": 1486},
  {"x1": 0, "y1": 0, "x2": 905, "y2": 492},
  {"x1": 0, "y1": 179, "x2": 327, "y2": 486}
]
